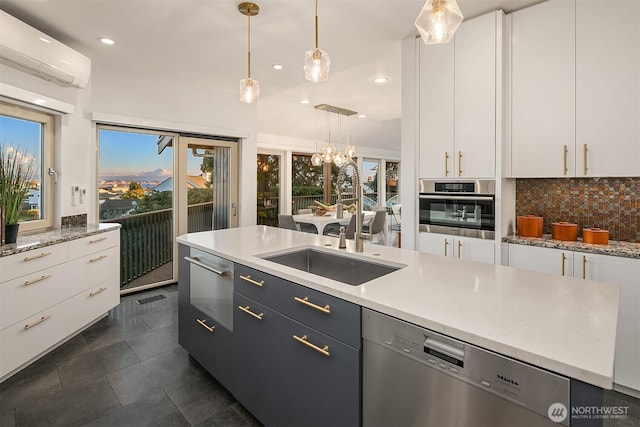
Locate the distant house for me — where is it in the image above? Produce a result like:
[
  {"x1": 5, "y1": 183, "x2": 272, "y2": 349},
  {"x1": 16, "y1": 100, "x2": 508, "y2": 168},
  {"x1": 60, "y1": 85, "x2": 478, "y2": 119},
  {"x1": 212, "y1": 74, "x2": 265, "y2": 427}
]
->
[
  {"x1": 153, "y1": 176, "x2": 209, "y2": 192},
  {"x1": 27, "y1": 189, "x2": 40, "y2": 210}
]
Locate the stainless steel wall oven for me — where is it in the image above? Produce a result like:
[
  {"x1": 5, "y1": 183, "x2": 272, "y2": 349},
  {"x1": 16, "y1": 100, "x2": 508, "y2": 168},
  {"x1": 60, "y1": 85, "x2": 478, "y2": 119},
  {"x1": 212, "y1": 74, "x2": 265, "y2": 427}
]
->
[{"x1": 419, "y1": 179, "x2": 495, "y2": 239}]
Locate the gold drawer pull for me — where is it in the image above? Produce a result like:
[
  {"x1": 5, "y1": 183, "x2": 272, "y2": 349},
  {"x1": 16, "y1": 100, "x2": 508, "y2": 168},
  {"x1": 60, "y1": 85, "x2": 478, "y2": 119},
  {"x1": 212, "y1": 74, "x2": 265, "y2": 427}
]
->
[
  {"x1": 582, "y1": 255, "x2": 587, "y2": 280},
  {"x1": 293, "y1": 334, "x2": 330, "y2": 357},
  {"x1": 89, "y1": 236, "x2": 108, "y2": 244},
  {"x1": 563, "y1": 145, "x2": 568, "y2": 175},
  {"x1": 89, "y1": 255, "x2": 108, "y2": 263},
  {"x1": 294, "y1": 296, "x2": 331, "y2": 314},
  {"x1": 24, "y1": 274, "x2": 52, "y2": 286},
  {"x1": 457, "y1": 240, "x2": 462, "y2": 259},
  {"x1": 561, "y1": 253, "x2": 566, "y2": 276},
  {"x1": 25, "y1": 315, "x2": 51, "y2": 330},
  {"x1": 444, "y1": 152, "x2": 449, "y2": 177},
  {"x1": 583, "y1": 144, "x2": 588, "y2": 175},
  {"x1": 458, "y1": 151, "x2": 463, "y2": 176},
  {"x1": 238, "y1": 305, "x2": 264, "y2": 320},
  {"x1": 240, "y1": 274, "x2": 264, "y2": 287},
  {"x1": 89, "y1": 287, "x2": 108, "y2": 297},
  {"x1": 196, "y1": 318, "x2": 215, "y2": 332},
  {"x1": 24, "y1": 252, "x2": 52, "y2": 262}
]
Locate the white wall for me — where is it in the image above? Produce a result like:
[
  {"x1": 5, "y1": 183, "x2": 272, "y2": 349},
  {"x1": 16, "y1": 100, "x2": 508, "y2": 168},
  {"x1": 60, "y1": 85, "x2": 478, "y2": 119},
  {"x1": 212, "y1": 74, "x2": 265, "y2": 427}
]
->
[{"x1": 0, "y1": 61, "x2": 257, "y2": 227}]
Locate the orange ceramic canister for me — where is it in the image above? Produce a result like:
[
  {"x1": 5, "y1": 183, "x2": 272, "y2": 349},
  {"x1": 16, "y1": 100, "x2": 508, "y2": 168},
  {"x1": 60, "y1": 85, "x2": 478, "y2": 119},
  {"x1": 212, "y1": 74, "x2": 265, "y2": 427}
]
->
[
  {"x1": 583, "y1": 228, "x2": 609, "y2": 245},
  {"x1": 517, "y1": 215, "x2": 543, "y2": 238},
  {"x1": 551, "y1": 222, "x2": 578, "y2": 241}
]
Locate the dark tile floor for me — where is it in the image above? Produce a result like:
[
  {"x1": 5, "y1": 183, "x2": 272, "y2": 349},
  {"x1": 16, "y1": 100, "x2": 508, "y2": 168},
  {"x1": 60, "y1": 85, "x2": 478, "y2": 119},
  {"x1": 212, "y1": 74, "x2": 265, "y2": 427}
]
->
[
  {"x1": 1, "y1": 283, "x2": 638, "y2": 427},
  {"x1": 0, "y1": 284, "x2": 261, "y2": 427}
]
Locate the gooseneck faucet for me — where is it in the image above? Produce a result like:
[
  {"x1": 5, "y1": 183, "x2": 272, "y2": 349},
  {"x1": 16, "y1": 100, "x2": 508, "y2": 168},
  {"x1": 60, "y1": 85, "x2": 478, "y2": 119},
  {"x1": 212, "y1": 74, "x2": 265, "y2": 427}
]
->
[{"x1": 339, "y1": 158, "x2": 370, "y2": 252}]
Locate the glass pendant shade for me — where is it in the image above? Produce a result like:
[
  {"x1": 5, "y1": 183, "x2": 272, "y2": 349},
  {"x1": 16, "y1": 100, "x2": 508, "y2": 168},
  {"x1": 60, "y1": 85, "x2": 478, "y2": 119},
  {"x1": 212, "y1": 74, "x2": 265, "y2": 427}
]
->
[
  {"x1": 305, "y1": 48, "x2": 330, "y2": 82},
  {"x1": 311, "y1": 152, "x2": 323, "y2": 167},
  {"x1": 239, "y1": 78, "x2": 260, "y2": 104},
  {"x1": 344, "y1": 144, "x2": 356, "y2": 158},
  {"x1": 415, "y1": 0, "x2": 463, "y2": 45},
  {"x1": 333, "y1": 152, "x2": 347, "y2": 167}
]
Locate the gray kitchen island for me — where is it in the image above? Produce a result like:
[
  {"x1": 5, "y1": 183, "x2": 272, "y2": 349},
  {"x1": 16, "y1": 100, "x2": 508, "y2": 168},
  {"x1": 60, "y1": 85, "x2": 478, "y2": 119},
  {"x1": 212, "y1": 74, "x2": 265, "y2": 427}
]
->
[{"x1": 177, "y1": 225, "x2": 620, "y2": 427}]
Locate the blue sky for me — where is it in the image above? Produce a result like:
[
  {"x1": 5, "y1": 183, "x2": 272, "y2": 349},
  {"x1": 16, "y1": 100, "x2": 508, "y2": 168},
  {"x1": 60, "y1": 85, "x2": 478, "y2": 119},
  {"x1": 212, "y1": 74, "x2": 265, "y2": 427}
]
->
[{"x1": 0, "y1": 115, "x2": 42, "y2": 165}]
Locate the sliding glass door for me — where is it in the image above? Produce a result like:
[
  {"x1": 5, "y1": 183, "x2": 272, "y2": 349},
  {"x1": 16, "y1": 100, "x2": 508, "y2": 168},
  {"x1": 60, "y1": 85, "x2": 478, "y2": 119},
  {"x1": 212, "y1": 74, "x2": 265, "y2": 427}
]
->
[{"x1": 98, "y1": 128, "x2": 239, "y2": 294}]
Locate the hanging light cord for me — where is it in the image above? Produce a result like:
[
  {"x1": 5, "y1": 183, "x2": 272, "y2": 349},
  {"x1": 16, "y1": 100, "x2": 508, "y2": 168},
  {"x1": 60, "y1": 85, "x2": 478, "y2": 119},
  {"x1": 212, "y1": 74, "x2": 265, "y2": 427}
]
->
[
  {"x1": 247, "y1": 13, "x2": 252, "y2": 79},
  {"x1": 315, "y1": 0, "x2": 319, "y2": 49}
]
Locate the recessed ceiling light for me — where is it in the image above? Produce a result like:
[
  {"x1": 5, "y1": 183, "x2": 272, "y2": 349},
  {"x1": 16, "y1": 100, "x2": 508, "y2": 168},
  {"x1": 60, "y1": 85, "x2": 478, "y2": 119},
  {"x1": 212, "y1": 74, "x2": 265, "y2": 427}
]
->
[
  {"x1": 373, "y1": 76, "x2": 389, "y2": 84},
  {"x1": 272, "y1": 64, "x2": 284, "y2": 70},
  {"x1": 38, "y1": 37, "x2": 51, "y2": 44},
  {"x1": 300, "y1": 99, "x2": 310, "y2": 104},
  {"x1": 358, "y1": 114, "x2": 367, "y2": 119},
  {"x1": 33, "y1": 99, "x2": 47, "y2": 105},
  {"x1": 100, "y1": 37, "x2": 115, "y2": 45}
]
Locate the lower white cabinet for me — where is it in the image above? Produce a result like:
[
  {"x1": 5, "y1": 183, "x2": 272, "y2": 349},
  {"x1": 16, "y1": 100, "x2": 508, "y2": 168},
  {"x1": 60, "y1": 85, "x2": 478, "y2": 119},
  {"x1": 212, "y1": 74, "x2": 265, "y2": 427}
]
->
[
  {"x1": 0, "y1": 229, "x2": 120, "y2": 380},
  {"x1": 508, "y1": 243, "x2": 640, "y2": 393},
  {"x1": 418, "y1": 233, "x2": 495, "y2": 264},
  {"x1": 507, "y1": 244, "x2": 574, "y2": 277}
]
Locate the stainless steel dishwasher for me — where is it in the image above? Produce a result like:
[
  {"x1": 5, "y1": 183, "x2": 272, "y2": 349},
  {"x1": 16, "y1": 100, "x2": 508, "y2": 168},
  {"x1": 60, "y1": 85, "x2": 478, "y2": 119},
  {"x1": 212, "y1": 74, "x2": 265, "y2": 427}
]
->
[{"x1": 362, "y1": 309, "x2": 570, "y2": 427}]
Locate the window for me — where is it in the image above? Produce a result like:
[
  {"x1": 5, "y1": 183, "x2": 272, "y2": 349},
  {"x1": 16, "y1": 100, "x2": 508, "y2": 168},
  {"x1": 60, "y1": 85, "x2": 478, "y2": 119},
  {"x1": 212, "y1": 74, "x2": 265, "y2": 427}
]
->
[{"x1": 0, "y1": 101, "x2": 54, "y2": 232}]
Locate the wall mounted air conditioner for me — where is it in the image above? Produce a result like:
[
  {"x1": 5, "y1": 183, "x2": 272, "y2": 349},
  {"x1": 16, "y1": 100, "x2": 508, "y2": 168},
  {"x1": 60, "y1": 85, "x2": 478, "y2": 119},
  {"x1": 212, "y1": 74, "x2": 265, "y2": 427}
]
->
[{"x1": 0, "y1": 10, "x2": 91, "y2": 88}]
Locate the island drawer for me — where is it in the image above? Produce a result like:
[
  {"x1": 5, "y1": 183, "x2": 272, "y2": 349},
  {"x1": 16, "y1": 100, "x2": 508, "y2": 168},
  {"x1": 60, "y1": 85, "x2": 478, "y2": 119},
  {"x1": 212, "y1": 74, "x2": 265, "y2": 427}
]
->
[{"x1": 234, "y1": 264, "x2": 361, "y2": 347}]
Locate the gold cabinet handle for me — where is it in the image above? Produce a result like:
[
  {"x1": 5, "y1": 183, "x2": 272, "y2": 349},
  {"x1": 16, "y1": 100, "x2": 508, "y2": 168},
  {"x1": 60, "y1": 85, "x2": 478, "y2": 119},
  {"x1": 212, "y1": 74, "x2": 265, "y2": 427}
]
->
[
  {"x1": 89, "y1": 236, "x2": 108, "y2": 244},
  {"x1": 563, "y1": 145, "x2": 568, "y2": 175},
  {"x1": 24, "y1": 252, "x2": 52, "y2": 262},
  {"x1": 445, "y1": 152, "x2": 449, "y2": 177},
  {"x1": 89, "y1": 255, "x2": 108, "y2": 263},
  {"x1": 240, "y1": 274, "x2": 264, "y2": 287},
  {"x1": 294, "y1": 296, "x2": 331, "y2": 314},
  {"x1": 583, "y1": 144, "x2": 588, "y2": 175},
  {"x1": 196, "y1": 318, "x2": 215, "y2": 333},
  {"x1": 582, "y1": 255, "x2": 587, "y2": 280},
  {"x1": 293, "y1": 334, "x2": 330, "y2": 357},
  {"x1": 238, "y1": 305, "x2": 264, "y2": 320},
  {"x1": 458, "y1": 151, "x2": 463, "y2": 176},
  {"x1": 561, "y1": 253, "x2": 566, "y2": 276},
  {"x1": 457, "y1": 240, "x2": 462, "y2": 259},
  {"x1": 444, "y1": 238, "x2": 449, "y2": 257},
  {"x1": 25, "y1": 315, "x2": 51, "y2": 330},
  {"x1": 89, "y1": 287, "x2": 108, "y2": 297},
  {"x1": 24, "y1": 274, "x2": 52, "y2": 286}
]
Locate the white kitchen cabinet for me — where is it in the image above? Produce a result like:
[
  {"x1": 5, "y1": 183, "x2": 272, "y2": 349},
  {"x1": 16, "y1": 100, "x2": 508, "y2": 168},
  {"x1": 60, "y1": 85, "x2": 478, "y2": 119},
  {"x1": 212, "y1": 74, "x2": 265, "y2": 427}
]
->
[
  {"x1": 576, "y1": 0, "x2": 640, "y2": 177},
  {"x1": 508, "y1": 244, "x2": 574, "y2": 277},
  {"x1": 419, "y1": 11, "x2": 500, "y2": 179},
  {"x1": 509, "y1": 243, "x2": 640, "y2": 393},
  {"x1": 419, "y1": 233, "x2": 495, "y2": 264},
  {"x1": 572, "y1": 252, "x2": 640, "y2": 392},
  {"x1": 418, "y1": 39, "x2": 454, "y2": 179},
  {"x1": 0, "y1": 229, "x2": 120, "y2": 381},
  {"x1": 454, "y1": 11, "x2": 497, "y2": 179},
  {"x1": 510, "y1": 0, "x2": 576, "y2": 177}
]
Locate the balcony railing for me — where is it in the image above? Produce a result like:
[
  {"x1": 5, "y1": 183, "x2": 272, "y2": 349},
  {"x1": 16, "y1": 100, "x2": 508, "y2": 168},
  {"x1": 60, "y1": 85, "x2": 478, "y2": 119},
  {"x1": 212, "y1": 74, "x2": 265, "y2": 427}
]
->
[{"x1": 105, "y1": 202, "x2": 213, "y2": 288}]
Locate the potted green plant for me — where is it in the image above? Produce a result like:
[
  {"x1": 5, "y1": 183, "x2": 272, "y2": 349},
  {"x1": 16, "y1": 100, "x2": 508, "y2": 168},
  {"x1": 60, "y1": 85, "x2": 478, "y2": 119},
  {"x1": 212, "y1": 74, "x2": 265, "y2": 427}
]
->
[{"x1": 0, "y1": 144, "x2": 36, "y2": 244}]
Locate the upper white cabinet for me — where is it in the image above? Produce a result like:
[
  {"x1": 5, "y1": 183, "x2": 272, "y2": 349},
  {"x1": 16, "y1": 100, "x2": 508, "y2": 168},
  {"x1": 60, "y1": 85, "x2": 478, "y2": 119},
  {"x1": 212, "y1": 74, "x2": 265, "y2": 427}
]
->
[
  {"x1": 511, "y1": 0, "x2": 575, "y2": 178},
  {"x1": 454, "y1": 12, "x2": 497, "y2": 179},
  {"x1": 510, "y1": 0, "x2": 639, "y2": 178},
  {"x1": 419, "y1": 11, "x2": 500, "y2": 179},
  {"x1": 418, "y1": 39, "x2": 454, "y2": 179},
  {"x1": 576, "y1": 0, "x2": 640, "y2": 177}
]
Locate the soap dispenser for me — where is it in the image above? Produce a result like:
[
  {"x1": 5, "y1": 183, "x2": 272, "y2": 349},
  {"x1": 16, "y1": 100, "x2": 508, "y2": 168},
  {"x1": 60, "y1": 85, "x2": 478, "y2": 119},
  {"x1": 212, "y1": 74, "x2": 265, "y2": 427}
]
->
[{"x1": 338, "y1": 226, "x2": 347, "y2": 249}]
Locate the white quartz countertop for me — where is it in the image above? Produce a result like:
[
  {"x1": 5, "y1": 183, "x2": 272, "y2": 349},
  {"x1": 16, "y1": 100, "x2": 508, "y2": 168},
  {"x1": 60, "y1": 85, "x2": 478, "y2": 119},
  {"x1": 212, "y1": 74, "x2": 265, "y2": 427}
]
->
[{"x1": 177, "y1": 225, "x2": 620, "y2": 389}]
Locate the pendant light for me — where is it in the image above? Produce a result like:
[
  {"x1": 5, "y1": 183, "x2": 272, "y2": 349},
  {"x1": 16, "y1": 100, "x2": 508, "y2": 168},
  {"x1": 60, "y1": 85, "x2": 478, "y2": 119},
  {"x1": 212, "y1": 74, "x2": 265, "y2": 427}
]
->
[
  {"x1": 239, "y1": 2, "x2": 260, "y2": 103},
  {"x1": 415, "y1": 0, "x2": 463, "y2": 45},
  {"x1": 304, "y1": 0, "x2": 330, "y2": 82}
]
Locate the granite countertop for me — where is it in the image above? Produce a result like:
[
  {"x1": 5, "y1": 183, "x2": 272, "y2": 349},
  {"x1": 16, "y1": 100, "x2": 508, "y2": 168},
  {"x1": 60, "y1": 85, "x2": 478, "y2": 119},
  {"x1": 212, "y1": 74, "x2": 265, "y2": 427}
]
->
[
  {"x1": 0, "y1": 223, "x2": 120, "y2": 257},
  {"x1": 178, "y1": 225, "x2": 620, "y2": 389},
  {"x1": 503, "y1": 235, "x2": 640, "y2": 259}
]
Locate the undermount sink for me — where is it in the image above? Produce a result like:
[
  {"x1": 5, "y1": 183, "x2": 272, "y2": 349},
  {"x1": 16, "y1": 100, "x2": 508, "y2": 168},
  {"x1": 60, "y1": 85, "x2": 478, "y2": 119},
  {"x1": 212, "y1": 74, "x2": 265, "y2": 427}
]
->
[{"x1": 258, "y1": 246, "x2": 404, "y2": 286}]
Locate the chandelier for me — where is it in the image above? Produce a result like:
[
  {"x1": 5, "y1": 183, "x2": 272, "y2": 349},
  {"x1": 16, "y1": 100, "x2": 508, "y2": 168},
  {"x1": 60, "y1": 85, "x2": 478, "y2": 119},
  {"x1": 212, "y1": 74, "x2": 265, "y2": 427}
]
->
[{"x1": 310, "y1": 104, "x2": 357, "y2": 167}]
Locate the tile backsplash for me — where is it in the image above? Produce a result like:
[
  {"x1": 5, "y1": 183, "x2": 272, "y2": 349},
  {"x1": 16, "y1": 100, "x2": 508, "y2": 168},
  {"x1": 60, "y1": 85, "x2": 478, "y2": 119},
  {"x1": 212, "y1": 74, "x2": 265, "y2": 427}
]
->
[{"x1": 516, "y1": 177, "x2": 639, "y2": 243}]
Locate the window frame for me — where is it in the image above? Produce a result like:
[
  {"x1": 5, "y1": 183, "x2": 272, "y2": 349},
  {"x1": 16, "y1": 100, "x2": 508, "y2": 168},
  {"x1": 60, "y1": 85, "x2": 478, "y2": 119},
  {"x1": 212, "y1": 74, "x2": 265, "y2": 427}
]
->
[{"x1": 0, "y1": 101, "x2": 54, "y2": 233}]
